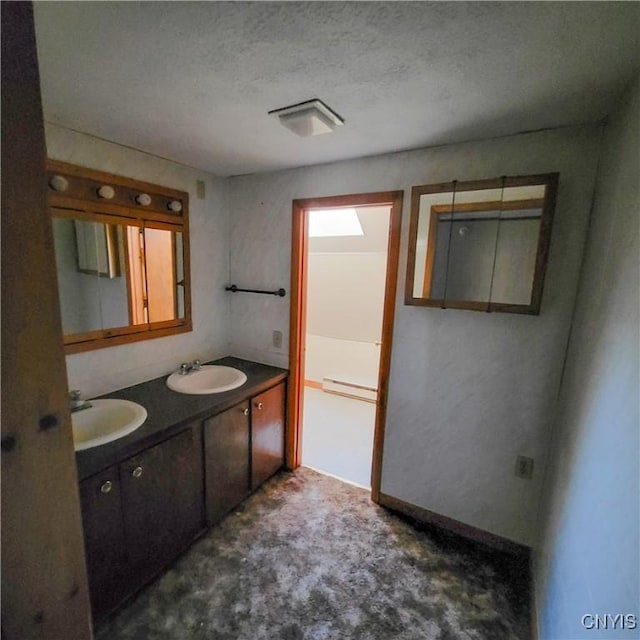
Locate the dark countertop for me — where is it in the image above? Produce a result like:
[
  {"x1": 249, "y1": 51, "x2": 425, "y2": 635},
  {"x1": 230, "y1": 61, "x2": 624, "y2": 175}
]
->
[{"x1": 75, "y1": 356, "x2": 287, "y2": 481}]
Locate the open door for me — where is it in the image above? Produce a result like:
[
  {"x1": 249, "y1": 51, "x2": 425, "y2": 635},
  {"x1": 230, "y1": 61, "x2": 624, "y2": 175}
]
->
[
  {"x1": 288, "y1": 191, "x2": 403, "y2": 502},
  {"x1": 126, "y1": 225, "x2": 179, "y2": 325}
]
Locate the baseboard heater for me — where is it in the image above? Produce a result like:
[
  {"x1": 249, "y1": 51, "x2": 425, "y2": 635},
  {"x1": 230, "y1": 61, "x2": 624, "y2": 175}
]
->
[{"x1": 322, "y1": 377, "x2": 377, "y2": 403}]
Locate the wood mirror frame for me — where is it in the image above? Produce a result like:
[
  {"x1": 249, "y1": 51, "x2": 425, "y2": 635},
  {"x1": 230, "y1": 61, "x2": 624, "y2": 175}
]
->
[
  {"x1": 47, "y1": 160, "x2": 192, "y2": 353},
  {"x1": 405, "y1": 173, "x2": 558, "y2": 315}
]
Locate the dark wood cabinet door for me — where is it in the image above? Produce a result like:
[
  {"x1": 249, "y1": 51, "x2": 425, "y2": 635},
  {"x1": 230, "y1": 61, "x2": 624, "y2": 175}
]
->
[
  {"x1": 79, "y1": 466, "x2": 127, "y2": 620},
  {"x1": 120, "y1": 425, "x2": 204, "y2": 584},
  {"x1": 251, "y1": 383, "x2": 285, "y2": 490},
  {"x1": 204, "y1": 401, "x2": 250, "y2": 526}
]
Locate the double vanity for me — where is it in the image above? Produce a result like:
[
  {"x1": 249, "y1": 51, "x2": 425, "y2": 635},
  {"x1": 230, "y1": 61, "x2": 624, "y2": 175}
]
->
[
  {"x1": 73, "y1": 356, "x2": 287, "y2": 622},
  {"x1": 46, "y1": 163, "x2": 289, "y2": 623}
]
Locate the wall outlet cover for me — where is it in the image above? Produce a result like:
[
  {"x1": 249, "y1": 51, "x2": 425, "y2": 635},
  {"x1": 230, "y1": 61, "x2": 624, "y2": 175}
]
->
[
  {"x1": 515, "y1": 455, "x2": 534, "y2": 479},
  {"x1": 272, "y1": 330, "x2": 283, "y2": 349}
]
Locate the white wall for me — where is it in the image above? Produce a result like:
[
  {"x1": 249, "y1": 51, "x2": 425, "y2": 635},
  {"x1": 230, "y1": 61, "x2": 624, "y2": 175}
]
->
[
  {"x1": 45, "y1": 123, "x2": 231, "y2": 397},
  {"x1": 305, "y1": 335, "x2": 381, "y2": 390},
  {"x1": 535, "y1": 79, "x2": 639, "y2": 638},
  {"x1": 228, "y1": 125, "x2": 601, "y2": 545},
  {"x1": 307, "y1": 252, "x2": 387, "y2": 343},
  {"x1": 305, "y1": 252, "x2": 386, "y2": 387}
]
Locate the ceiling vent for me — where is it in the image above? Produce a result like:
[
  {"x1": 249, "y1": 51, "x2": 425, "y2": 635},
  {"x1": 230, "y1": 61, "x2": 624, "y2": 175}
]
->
[{"x1": 269, "y1": 99, "x2": 344, "y2": 137}]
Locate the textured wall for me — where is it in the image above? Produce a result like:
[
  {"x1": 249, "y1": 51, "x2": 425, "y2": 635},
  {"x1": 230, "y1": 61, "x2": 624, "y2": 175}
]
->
[
  {"x1": 45, "y1": 123, "x2": 231, "y2": 397},
  {"x1": 228, "y1": 125, "x2": 601, "y2": 545},
  {"x1": 535, "y1": 79, "x2": 639, "y2": 638}
]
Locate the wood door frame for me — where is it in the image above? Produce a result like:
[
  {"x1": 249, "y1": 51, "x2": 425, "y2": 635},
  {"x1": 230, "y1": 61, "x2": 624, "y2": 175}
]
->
[
  {"x1": 1, "y1": 3, "x2": 93, "y2": 637},
  {"x1": 288, "y1": 190, "x2": 403, "y2": 502}
]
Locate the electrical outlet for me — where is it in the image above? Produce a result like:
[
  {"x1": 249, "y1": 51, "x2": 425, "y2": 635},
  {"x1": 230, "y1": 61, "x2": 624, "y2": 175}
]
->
[
  {"x1": 272, "y1": 330, "x2": 283, "y2": 349},
  {"x1": 196, "y1": 180, "x2": 206, "y2": 199},
  {"x1": 515, "y1": 455, "x2": 534, "y2": 479}
]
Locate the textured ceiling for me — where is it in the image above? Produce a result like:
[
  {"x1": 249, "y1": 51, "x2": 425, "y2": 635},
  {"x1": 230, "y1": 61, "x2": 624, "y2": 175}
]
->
[{"x1": 33, "y1": 2, "x2": 639, "y2": 177}]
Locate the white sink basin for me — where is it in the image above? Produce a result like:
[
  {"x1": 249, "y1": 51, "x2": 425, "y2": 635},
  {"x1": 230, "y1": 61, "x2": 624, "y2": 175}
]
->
[
  {"x1": 166, "y1": 365, "x2": 247, "y2": 395},
  {"x1": 72, "y1": 399, "x2": 147, "y2": 451}
]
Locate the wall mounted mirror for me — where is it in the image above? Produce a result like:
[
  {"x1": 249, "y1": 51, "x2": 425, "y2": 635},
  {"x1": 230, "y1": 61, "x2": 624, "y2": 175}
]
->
[
  {"x1": 405, "y1": 173, "x2": 558, "y2": 314},
  {"x1": 47, "y1": 161, "x2": 191, "y2": 353}
]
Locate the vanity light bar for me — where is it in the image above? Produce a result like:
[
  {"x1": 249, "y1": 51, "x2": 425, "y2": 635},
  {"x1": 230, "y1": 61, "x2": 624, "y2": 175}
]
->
[
  {"x1": 97, "y1": 185, "x2": 115, "y2": 199},
  {"x1": 45, "y1": 161, "x2": 186, "y2": 217}
]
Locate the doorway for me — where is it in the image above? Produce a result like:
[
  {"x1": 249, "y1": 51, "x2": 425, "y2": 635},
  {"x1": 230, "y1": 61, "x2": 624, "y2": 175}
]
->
[{"x1": 288, "y1": 191, "x2": 403, "y2": 501}]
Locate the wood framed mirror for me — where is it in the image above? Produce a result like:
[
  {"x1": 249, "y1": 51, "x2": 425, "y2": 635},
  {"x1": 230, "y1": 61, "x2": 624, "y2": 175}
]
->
[
  {"x1": 405, "y1": 173, "x2": 558, "y2": 314},
  {"x1": 47, "y1": 161, "x2": 192, "y2": 353}
]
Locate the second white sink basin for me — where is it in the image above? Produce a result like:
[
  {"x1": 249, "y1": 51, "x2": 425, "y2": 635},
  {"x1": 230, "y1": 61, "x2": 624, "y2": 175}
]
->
[
  {"x1": 72, "y1": 399, "x2": 147, "y2": 451},
  {"x1": 166, "y1": 365, "x2": 247, "y2": 395}
]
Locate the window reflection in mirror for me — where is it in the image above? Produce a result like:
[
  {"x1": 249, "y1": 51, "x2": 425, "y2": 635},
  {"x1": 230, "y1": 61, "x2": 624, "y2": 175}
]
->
[
  {"x1": 137, "y1": 226, "x2": 180, "y2": 324},
  {"x1": 406, "y1": 174, "x2": 558, "y2": 314}
]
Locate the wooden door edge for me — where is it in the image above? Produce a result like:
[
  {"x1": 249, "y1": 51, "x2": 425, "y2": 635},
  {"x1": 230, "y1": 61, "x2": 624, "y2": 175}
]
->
[
  {"x1": 370, "y1": 191, "x2": 403, "y2": 503},
  {"x1": 286, "y1": 200, "x2": 306, "y2": 470}
]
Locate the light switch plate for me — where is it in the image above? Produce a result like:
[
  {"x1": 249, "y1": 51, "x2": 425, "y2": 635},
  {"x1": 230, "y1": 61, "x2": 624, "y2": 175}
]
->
[{"x1": 272, "y1": 330, "x2": 283, "y2": 349}]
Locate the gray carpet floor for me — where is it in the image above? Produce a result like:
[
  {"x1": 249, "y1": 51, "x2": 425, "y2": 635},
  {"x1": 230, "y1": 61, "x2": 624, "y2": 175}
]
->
[{"x1": 97, "y1": 467, "x2": 530, "y2": 640}]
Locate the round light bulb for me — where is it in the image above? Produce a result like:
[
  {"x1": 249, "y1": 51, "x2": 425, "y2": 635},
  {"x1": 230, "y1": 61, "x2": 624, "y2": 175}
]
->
[
  {"x1": 167, "y1": 200, "x2": 183, "y2": 213},
  {"x1": 97, "y1": 185, "x2": 115, "y2": 199},
  {"x1": 135, "y1": 193, "x2": 152, "y2": 206},
  {"x1": 49, "y1": 175, "x2": 69, "y2": 192}
]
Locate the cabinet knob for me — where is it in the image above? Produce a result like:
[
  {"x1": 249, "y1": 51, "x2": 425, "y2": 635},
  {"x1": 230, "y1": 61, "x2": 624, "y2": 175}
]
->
[
  {"x1": 132, "y1": 466, "x2": 143, "y2": 478},
  {"x1": 100, "y1": 480, "x2": 113, "y2": 494},
  {"x1": 242, "y1": 408, "x2": 249, "y2": 416},
  {"x1": 255, "y1": 402, "x2": 263, "y2": 411}
]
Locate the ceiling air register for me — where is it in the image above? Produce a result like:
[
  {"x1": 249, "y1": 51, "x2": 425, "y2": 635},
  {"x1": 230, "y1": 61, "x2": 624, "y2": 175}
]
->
[{"x1": 269, "y1": 99, "x2": 344, "y2": 137}]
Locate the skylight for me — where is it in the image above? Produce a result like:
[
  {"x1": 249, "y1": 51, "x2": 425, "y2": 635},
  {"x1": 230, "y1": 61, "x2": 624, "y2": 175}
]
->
[{"x1": 308, "y1": 208, "x2": 364, "y2": 238}]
